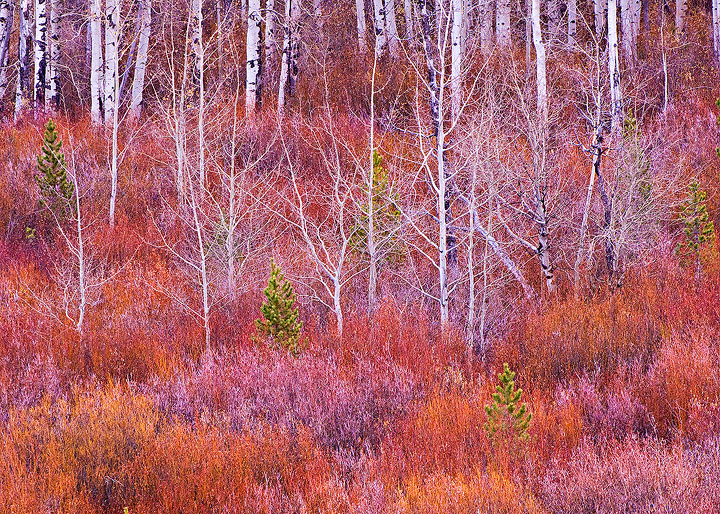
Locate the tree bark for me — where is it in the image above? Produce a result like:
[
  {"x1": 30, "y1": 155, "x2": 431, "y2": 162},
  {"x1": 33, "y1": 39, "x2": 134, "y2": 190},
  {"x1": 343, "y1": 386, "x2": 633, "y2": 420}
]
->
[
  {"x1": 531, "y1": 0, "x2": 547, "y2": 120},
  {"x1": 594, "y1": 0, "x2": 607, "y2": 40},
  {"x1": 567, "y1": 0, "x2": 577, "y2": 47},
  {"x1": 451, "y1": 0, "x2": 463, "y2": 122},
  {"x1": 15, "y1": 0, "x2": 32, "y2": 119},
  {"x1": 34, "y1": 0, "x2": 48, "y2": 107},
  {"x1": 0, "y1": 0, "x2": 13, "y2": 112},
  {"x1": 47, "y1": 0, "x2": 61, "y2": 110},
  {"x1": 675, "y1": 0, "x2": 687, "y2": 33},
  {"x1": 608, "y1": 0, "x2": 623, "y2": 130},
  {"x1": 385, "y1": 0, "x2": 399, "y2": 55},
  {"x1": 373, "y1": 0, "x2": 387, "y2": 56},
  {"x1": 90, "y1": 0, "x2": 103, "y2": 125},
  {"x1": 480, "y1": 0, "x2": 493, "y2": 55},
  {"x1": 129, "y1": 0, "x2": 152, "y2": 122},
  {"x1": 104, "y1": 0, "x2": 119, "y2": 126},
  {"x1": 246, "y1": 0, "x2": 262, "y2": 114},
  {"x1": 496, "y1": 0, "x2": 511, "y2": 48},
  {"x1": 355, "y1": 0, "x2": 368, "y2": 52}
]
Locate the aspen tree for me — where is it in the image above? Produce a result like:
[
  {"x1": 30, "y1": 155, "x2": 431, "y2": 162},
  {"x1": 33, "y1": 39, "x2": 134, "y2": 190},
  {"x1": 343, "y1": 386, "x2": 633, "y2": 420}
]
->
[
  {"x1": 567, "y1": 0, "x2": 577, "y2": 47},
  {"x1": 245, "y1": 0, "x2": 262, "y2": 114},
  {"x1": 608, "y1": 0, "x2": 623, "y2": 130},
  {"x1": 129, "y1": 0, "x2": 152, "y2": 121},
  {"x1": 34, "y1": 0, "x2": 48, "y2": 107},
  {"x1": 47, "y1": 0, "x2": 61, "y2": 110},
  {"x1": 676, "y1": 0, "x2": 687, "y2": 34},
  {"x1": 15, "y1": 0, "x2": 32, "y2": 119},
  {"x1": 480, "y1": 0, "x2": 493, "y2": 55},
  {"x1": 278, "y1": 0, "x2": 300, "y2": 113},
  {"x1": 355, "y1": 0, "x2": 368, "y2": 53},
  {"x1": 373, "y1": 0, "x2": 387, "y2": 57},
  {"x1": 0, "y1": 0, "x2": 13, "y2": 110},
  {"x1": 496, "y1": 0, "x2": 511, "y2": 48},
  {"x1": 90, "y1": 0, "x2": 104, "y2": 125},
  {"x1": 104, "y1": 0, "x2": 119, "y2": 126}
]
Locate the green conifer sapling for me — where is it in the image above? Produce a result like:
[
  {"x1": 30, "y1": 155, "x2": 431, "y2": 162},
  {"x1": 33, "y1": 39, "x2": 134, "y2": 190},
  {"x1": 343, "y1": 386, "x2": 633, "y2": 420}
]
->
[
  {"x1": 36, "y1": 119, "x2": 74, "y2": 216},
  {"x1": 255, "y1": 259, "x2": 303, "y2": 356},
  {"x1": 679, "y1": 179, "x2": 714, "y2": 282},
  {"x1": 484, "y1": 363, "x2": 532, "y2": 441}
]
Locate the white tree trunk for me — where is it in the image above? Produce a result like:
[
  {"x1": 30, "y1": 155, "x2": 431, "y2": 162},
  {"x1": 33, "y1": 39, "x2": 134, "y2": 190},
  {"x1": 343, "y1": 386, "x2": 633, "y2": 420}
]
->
[
  {"x1": 191, "y1": 0, "x2": 203, "y2": 86},
  {"x1": 385, "y1": 0, "x2": 399, "y2": 55},
  {"x1": 403, "y1": 0, "x2": 414, "y2": 41},
  {"x1": 480, "y1": 0, "x2": 493, "y2": 55},
  {"x1": 608, "y1": 0, "x2": 623, "y2": 130},
  {"x1": 265, "y1": 0, "x2": 277, "y2": 70},
  {"x1": 496, "y1": 0, "x2": 511, "y2": 48},
  {"x1": 90, "y1": 0, "x2": 103, "y2": 125},
  {"x1": 104, "y1": 0, "x2": 119, "y2": 126},
  {"x1": 532, "y1": 0, "x2": 547, "y2": 120},
  {"x1": 129, "y1": 0, "x2": 151, "y2": 122},
  {"x1": 355, "y1": 0, "x2": 368, "y2": 52},
  {"x1": 567, "y1": 0, "x2": 577, "y2": 47},
  {"x1": 246, "y1": 0, "x2": 262, "y2": 114},
  {"x1": 594, "y1": 0, "x2": 607, "y2": 39},
  {"x1": 675, "y1": 0, "x2": 687, "y2": 33},
  {"x1": 373, "y1": 0, "x2": 387, "y2": 56},
  {"x1": 46, "y1": 0, "x2": 60, "y2": 110},
  {"x1": 451, "y1": 0, "x2": 463, "y2": 122},
  {"x1": 0, "y1": 0, "x2": 13, "y2": 110},
  {"x1": 278, "y1": 0, "x2": 299, "y2": 112},
  {"x1": 621, "y1": 0, "x2": 636, "y2": 61},
  {"x1": 34, "y1": 0, "x2": 48, "y2": 107},
  {"x1": 15, "y1": 0, "x2": 32, "y2": 119}
]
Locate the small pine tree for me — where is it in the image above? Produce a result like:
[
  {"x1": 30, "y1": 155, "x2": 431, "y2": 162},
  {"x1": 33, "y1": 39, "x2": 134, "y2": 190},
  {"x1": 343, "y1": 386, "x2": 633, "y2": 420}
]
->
[
  {"x1": 255, "y1": 259, "x2": 303, "y2": 356},
  {"x1": 36, "y1": 119, "x2": 74, "y2": 215},
  {"x1": 679, "y1": 179, "x2": 715, "y2": 282},
  {"x1": 484, "y1": 363, "x2": 532, "y2": 441}
]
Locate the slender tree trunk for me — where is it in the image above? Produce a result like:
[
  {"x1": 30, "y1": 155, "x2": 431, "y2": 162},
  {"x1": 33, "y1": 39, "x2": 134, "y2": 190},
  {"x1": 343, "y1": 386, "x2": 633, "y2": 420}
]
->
[
  {"x1": 34, "y1": 0, "x2": 48, "y2": 108},
  {"x1": 368, "y1": 52, "x2": 378, "y2": 312},
  {"x1": 0, "y1": 0, "x2": 13, "y2": 112},
  {"x1": 129, "y1": 0, "x2": 152, "y2": 122},
  {"x1": 532, "y1": 0, "x2": 547, "y2": 119},
  {"x1": 47, "y1": 0, "x2": 61, "y2": 110},
  {"x1": 574, "y1": 122, "x2": 602, "y2": 296},
  {"x1": 104, "y1": 0, "x2": 119, "y2": 126},
  {"x1": 373, "y1": 0, "x2": 387, "y2": 56},
  {"x1": 594, "y1": 0, "x2": 607, "y2": 40},
  {"x1": 246, "y1": 0, "x2": 262, "y2": 114},
  {"x1": 420, "y1": 1, "x2": 450, "y2": 327},
  {"x1": 480, "y1": 0, "x2": 493, "y2": 55},
  {"x1": 404, "y1": 0, "x2": 414, "y2": 41},
  {"x1": 385, "y1": 0, "x2": 399, "y2": 55},
  {"x1": 496, "y1": 0, "x2": 511, "y2": 48},
  {"x1": 676, "y1": 0, "x2": 687, "y2": 33},
  {"x1": 90, "y1": 0, "x2": 104, "y2": 125},
  {"x1": 608, "y1": 0, "x2": 623, "y2": 130},
  {"x1": 451, "y1": 0, "x2": 463, "y2": 122},
  {"x1": 265, "y1": 0, "x2": 277, "y2": 68},
  {"x1": 567, "y1": 0, "x2": 577, "y2": 47},
  {"x1": 278, "y1": 0, "x2": 299, "y2": 112},
  {"x1": 355, "y1": 0, "x2": 368, "y2": 52},
  {"x1": 75, "y1": 176, "x2": 87, "y2": 334},
  {"x1": 15, "y1": 0, "x2": 32, "y2": 119},
  {"x1": 621, "y1": 0, "x2": 637, "y2": 62}
]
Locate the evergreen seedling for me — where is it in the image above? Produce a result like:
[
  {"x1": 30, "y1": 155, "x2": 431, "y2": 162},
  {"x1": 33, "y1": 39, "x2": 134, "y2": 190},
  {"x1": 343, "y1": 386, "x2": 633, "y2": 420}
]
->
[
  {"x1": 484, "y1": 363, "x2": 532, "y2": 441},
  {"x1": 36, "y1": 119, "x2": 74, "y2": 216},
  {"x1": 255, "y1": 259, "x2": 303, "y2": 356}
]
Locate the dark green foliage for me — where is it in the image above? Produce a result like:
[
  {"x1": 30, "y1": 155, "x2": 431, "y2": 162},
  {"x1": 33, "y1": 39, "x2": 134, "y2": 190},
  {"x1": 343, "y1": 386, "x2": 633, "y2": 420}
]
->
[
  {"x1": 36, "y1": 119, "x2": 74, "y2": 215},
  {"x1": 679, "y1": 179, "x2": 715, "y2": 280},
  {"x1": 255, "y1": 259, "x2": 303, "y2": 356},
  {"x1": 484, "y1": 363, "x2": 532, "y2": 441}
]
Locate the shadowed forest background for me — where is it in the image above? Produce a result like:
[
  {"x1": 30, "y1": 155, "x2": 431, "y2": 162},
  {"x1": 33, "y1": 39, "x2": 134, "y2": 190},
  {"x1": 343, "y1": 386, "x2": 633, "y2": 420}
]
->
[{"x1": 2, "y1": 0, "x2": 720, "y2": 510}]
